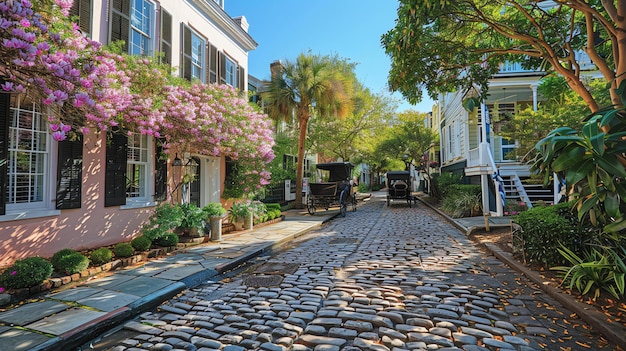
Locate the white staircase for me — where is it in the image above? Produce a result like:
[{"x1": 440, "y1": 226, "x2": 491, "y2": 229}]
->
[{"x1": 500, "y1": 174, "x2": 554, "y2": 207}]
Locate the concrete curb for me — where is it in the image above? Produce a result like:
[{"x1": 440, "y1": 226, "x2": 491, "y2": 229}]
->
[{"x1": 415, "y1": 195, "x2": 626, "y2": 347}]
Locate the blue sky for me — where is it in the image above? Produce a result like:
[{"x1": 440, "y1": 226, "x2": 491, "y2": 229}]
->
[{"x1": 225, "y1": 1, "x2": 435, "y2": 113}]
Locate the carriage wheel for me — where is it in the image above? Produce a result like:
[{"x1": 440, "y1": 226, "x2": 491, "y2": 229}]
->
[
  {"x1": 387, "y1": 196, "x2": 390, "y2": 206},
  {"x1": 307, "y1": 198, "x2": 316, "y2": 215},
  {"x1": 408, "y1": 197, "x2": 412, "y2": 208},
  {"x1": 351, "y1": 194, "x2": 357, "y2": 212},
  {"x1": 339, "y1": 191, "x2": 347, "y2": 217}
]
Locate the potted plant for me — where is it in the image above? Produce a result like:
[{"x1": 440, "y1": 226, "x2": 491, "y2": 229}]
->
[
  {"x1": 228, "y1": 201, "x2": 250, "y2": 231},
  {"x1": 178, "y1": 203, "x2": 205, "y2": 237},
  {"x1": 203, "y1": 202, "x2": 227, "y2": 241}
]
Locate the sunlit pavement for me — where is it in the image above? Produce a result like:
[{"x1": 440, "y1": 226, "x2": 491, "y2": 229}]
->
[{"x1": 86, "y1": 194, "x2": 621, "y2": 351}]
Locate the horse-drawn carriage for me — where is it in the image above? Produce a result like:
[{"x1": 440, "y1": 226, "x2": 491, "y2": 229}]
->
[
  {"x1": 386, "y1": 170, "x2": 413, "y2": 207},
  {"x1": 307, "y1": 162, "x2": 357, "y2": 217}
]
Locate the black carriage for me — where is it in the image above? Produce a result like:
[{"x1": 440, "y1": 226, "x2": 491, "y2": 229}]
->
[
  {"x1": 306, "y1": 162, "x2": 357, "y2": 217},
  {"x1": 386, "y1": 170, "x2": 413, "y2": 207}
]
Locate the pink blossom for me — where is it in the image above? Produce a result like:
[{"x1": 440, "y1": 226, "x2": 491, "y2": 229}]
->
[{"x1": 52, "y1": 131, "x2": 66, "y2": 141}]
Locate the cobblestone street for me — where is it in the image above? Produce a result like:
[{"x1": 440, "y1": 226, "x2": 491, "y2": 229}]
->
[{"x1": 92, "y1": 196, "x2": 617, "y2": 351}]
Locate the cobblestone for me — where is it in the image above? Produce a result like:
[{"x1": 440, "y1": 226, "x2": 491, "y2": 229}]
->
[{"x1": 92, "y1": 198, "x2": 617, "y2": 350}]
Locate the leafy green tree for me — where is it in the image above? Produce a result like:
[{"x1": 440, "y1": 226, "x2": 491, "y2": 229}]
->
[
  {"x1": 500, "y1": 76, "x2": 611, "y2": 159},
  {"x1": 376, "y1": 111, "x2": 438, "y2": 168},
  {"x1": 382, "y1": 0, "x2": 626, "y2": 112},
  {"x1": 308, "y1": 88, "x2": 396, "y2": 162},
  {"x1": 263, "y1": 53, "x2": 355, "y2": 207}
]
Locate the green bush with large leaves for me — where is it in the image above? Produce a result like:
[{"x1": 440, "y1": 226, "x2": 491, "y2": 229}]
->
[
  {"x1": 533, "y1": 82, "x2": 626, "y2": 299},
  {"x1": 534, "y1": 82, "x2": 626, "y2": 235}
]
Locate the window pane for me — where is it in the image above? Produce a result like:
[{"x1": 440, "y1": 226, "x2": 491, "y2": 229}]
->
[
  {"x1": 130, "y1": 0, "x2": 152, "y2": 55},
  {"x1": 126, "y1": 134, "x2": 148, "y2": 199},
  {"x1": 7, "y1": 99, "x2": 48, "y2": 207}
]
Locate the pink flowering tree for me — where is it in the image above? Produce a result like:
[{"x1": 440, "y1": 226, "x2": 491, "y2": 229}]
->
[
  {"x1": 1, "y1": 0, "x2": 275, "y2": 194},
  {"x1": 0, "y1": 0, "x2": 127, "y2": 138}
]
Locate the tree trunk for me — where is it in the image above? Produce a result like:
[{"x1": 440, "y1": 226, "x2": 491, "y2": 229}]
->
[{"x1": 294, "y1": 114, "x2": 309, "y2": 208}]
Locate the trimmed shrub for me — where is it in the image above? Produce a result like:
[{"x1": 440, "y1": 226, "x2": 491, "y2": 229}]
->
[
  {"x1": 515, "y1": 202, "x2": 594, "y2": 266},
  {"x1": 265, "y1": 203, "x2": 281, "y2": 211},
  {"x1": 113, "y1": 243, "x2": 135, "y2": 258},
  {"x1": 131, "y1": 235, "x2": 152, "y2": 251},
  {"x1": 155, "y1": 232, "x2": 179, "y2": 247},
  {"x1": 90, "y1": 248, "x2": 113, "y2": 266},
  {"x1": 56, "y1": 252, "x2": 89, "y2": 275},
  {"x1": 0, "y1": 256, "x2": 53, "y2": 289},
  {"x1": 50, "y1": 248, "x2": 78, "y2": 270}
]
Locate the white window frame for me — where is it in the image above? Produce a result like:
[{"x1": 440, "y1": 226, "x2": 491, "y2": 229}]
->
[
  {"x1": 190, "y1": 31, "x2": 205, "y2": 81},
  {"x1": 225, "y1": 56, "x2": 237, "y2": 88},
  {"x1": 129, "y1": 0, "x2": 155, "y2": 56},
  {"x1": 1, "y1": 95, "x2": 59, "y2": 222},
  {"x1": 123, "y1": 134, "x2": 155, "y2": 208}
]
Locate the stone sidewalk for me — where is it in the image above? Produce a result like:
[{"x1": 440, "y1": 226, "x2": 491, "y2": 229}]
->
[{"x1": 0, "y1": 209, "x2": 339, "y2": 351}]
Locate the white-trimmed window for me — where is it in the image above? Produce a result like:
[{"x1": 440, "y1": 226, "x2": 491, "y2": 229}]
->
[
  {"x1": 182, "y1": 25, "x2": 206, "y2": 82},
  {"x1": 6, "y1": 95, "x2": 52, "y2": 212},
  {"x1": 130, "y1": 0, "x2": 154, "y2": 55},
  {"x1": 126, "y1": 134, "x2": 152, "y2": 202},
  {"x1": 225, "y1": 56, "x2": 237, "y2": 88},
  {"x1": 110, "y1": 0, "x2": 154, "y2": 56},
  {"x1": 191, "y1": 33, "x2": 204, "y2": 80}
]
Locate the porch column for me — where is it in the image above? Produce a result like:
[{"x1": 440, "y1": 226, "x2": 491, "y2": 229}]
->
[{"x1": 530, "y1": 84, "x2": 538, "y2": 111}]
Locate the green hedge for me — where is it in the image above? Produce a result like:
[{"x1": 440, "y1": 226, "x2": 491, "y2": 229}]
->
[
  {"x1": 90, "y1": 248, "x2": 113, "y2": 266},
  {"x1": 56, "y1": 252, "x2": 89, "y2": 275},
  {"x1": 515, "y1": 202, "x2": 594, "y2": 266},
  {"x1": 50, "y1": 248, "x2": 78, "y2": 270},
  {"x1": 113, "y1": 243, "x2": 135, "y2": 258},
  {"x1": 131, "y1": 235, "x2": 152, "y2": 251},
  {"x1": 0, "y1": 257, "x2": 53, "y2": 289}
]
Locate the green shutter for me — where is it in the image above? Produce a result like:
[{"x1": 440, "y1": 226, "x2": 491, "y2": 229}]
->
[
  {"x1": 0, "y1": 90, "x2": 9, "y2": 215},
  {"x1": 56, "y1": 134, "x2": 83, "y2": 209},
  {"x1": 104, "y1": 132, "x2": 127, "y2": 207}
]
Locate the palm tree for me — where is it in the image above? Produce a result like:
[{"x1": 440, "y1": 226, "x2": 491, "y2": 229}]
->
[{"x1": 263, "y1": 53, "x2": 353, "y2": 207}]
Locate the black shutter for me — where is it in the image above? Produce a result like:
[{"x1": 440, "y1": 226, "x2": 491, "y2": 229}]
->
[
  {"x1": 154, "y1": 140, "x2": 167, "y2": 202},
  {"x1": 160, "y1": 9, "x2": 172, "y2": 66},
  {"x1": 238, "y1": 66, "x2": 245, "y2": 92},
  {"x1": 56, "y1": 134, "x2": 83, "y2": 209},
  {"x1": 0, "y1": 90, "x2": 10, "y2": 216},
  {"x1": 110, "y1": 0, "x2": 130, "y2": 52},
  {"x1": 104, "y1": 132, "x2": 127, "y2": 207},
  {"x1": 182, "y1": 24, "x2": 192, "y2": 80},
  {"x1": 70, "y1": 0, "x2": 91, "y2": 36},
  {"x1": 209, "y1": 44, "x2": 218, "y2": 83}
]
